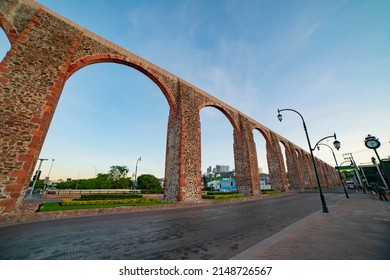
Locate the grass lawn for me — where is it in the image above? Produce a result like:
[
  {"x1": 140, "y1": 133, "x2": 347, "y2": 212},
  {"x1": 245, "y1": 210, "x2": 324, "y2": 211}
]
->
[{"x1": 39, "y1": 201, "x2": 171, "y2": 212}]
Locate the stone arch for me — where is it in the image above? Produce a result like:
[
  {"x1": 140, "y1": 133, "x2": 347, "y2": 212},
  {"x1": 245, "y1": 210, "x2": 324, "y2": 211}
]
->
[
  {"x1": 278, "y1": 139, "x2": 290, "y2": 164},
  {"x1": 0, "y1": 11, "x2": 19, "y2": 44},
  {"x1": 0, "y1": 0, "x2": 341, "y2": 215},
  {"x1": 0, "y1": 13, "x2": 13, "y2": 62},
  {"x1": 0, "y1": 27, "x2": 10, "y2": 61},
  {"x1": 252, "y1": 127, "x2": 272, "y2": 190},
  {"x1": 198, "y1": 102, "x2": 240, "y2": 136},
  {"x1": 198, "y1": 103, "x2": 238, "y2": 183},
  {"x1": 305, "y1": 154, "x2": 315, "y2": 188},
  {"x1": 41, "y1": 61, "x2": 171, "y2": 182},
  {"x1": 253, "y1": 127, "x2": 271, "y2": 147},
  {"x1": 293, "y1": 148, "x2": 305, "y2": 191},
  {"x1": 278, "y1": 140, "x2": 290, "y2": 190},
  {"x1": 66, "y1": 54, "x2": 177, "y2": 113},
  {"x1": 300, "y1": 149, "x2": 311, "y2": 189}
]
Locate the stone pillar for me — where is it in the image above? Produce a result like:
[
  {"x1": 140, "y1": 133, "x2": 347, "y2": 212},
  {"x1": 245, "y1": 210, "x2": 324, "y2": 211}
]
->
[
  {"x1": 174, "y1": 81, "x2": 202, "y2": 201},
  {"x1": 315, "y1": 158, "x2": 325, "y2": 187},
  {"x1": 307, "y1": 156, "x2": 318, "y2": 188},
  {"x1": 0, "y1": 7, "x2": 81, "y2": 213},
  {"x1": 245, "y1": 123, "x2": 261, "y2": 195},
  {"x1": 163, "y1": 109, "x2": 181, "y2": 201},
  {"x1": 295, "y1": 149, "x2": 309, "y2": 190},
  {"x1": 267, "y1": 132, "x2": 288, "y2": 191},
  {"x1": 232, "y1": 114, "x2": 260, "y2": 195},
  {"x1": 285, "y1": 144, "x2": 305, "y2": 191},
  {"x1": 302, "y1": 153, "x2": 313, "y2": 189}
]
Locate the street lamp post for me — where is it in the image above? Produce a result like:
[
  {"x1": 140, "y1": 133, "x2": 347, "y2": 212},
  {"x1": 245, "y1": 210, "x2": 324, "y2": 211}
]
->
[
  {"x1": 312, "y1": 132, "x2": 340, "y2": 151},
  {"x1": 277, "y1": 108, "x2": 336, "y2": 213},
  {"x1": 134, "y1": 157, "x2": 142, "y2": 189},
  {"x1": 318, "y1": 143, "x2": 349, "y2": 198},
  {"x1": 311, "y1": 133, "x2": 341, "y2": 201}
]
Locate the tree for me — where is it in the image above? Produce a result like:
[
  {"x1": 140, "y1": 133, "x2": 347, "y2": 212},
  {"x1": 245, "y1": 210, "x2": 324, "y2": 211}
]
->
[
  {"x1": 94, "y1": 173, "x2": 111, "y2": 189},
  {"x1": 108, "y1": 165, "x2": 129, "y2": 188},
  {"x1": 29, "y1": 179, "x2": 44, "y2": 189},
  {"x1": 137, "y1": 174, "x2": 162, "y2": 192},
  {"x1": 108, "y1": 165, "x2": 129, "y2": 180}
]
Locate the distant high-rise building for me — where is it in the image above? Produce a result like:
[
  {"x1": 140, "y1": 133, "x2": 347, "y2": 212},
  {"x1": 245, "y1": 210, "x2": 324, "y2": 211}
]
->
[
  {"x1": 215, "y1": 165, "x2": 230, "y2": 173},
  {"x1": 207, "y1": 166, "x2": 212, "y2": 174}
]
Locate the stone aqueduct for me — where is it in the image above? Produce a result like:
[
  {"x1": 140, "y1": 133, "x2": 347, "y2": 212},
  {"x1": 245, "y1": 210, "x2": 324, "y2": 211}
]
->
[{"x1": 0, "y1": 0, "x2": 340, "y2": 216}]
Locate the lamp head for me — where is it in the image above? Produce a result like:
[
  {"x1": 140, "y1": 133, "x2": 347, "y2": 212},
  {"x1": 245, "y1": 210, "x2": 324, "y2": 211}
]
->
[
  {"x1": 333, "y1": 139, "x2": 341, "y2": 150},
  {"x1": 277, "y1": 109, "x2": 283, "y2": 122}
]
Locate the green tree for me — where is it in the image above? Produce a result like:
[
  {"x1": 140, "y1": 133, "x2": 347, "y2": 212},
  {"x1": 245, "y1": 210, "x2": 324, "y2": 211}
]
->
[
  {"x1": 54, "y1": 166, "x2": 137, "y2": 190},
  {"x1": 95, "y1": 173, "x2": 111, "y2": 188},
  {"x1": 29, "y1": 179, "x2": 44, "y2": 189},
  {"x1": 137, "y1": 174, "x2": 162, "y2": 192},
  {"x1": 108, "y1": 165, "x2": 129, "y2": 188}
]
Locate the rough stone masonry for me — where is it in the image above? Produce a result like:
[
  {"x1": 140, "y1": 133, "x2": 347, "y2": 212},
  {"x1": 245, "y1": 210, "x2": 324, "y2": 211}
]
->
[{"x1": 0, "y1": 0, "x2": 339, "y2": 217}]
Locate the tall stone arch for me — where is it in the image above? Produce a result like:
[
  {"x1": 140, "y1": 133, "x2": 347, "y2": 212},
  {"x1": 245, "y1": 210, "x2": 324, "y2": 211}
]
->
[
  {"x1": 66, "y1": 56, "x2": 177, "y2": 112},
  {"x1": 0, "y1": 5, "x2": 23, "y2": 44},
  {"x1": 293, "y1": 148, "x2": 307, "y2": 191},
  {"x1": 0, "y1": 0, "x2": 340, "y2": 216},
  {"x1": 282, "y1": 142, "x2": 303, "y2": 191},
  {"x1": 252, "y1": 127, "x2": 272, "y2": 191},
  {"x1": 233, "y1": 114, "x2": 260, "y2": 195},
  {"x1": 301, "y1": 152, "x2": 312, "y2": 189},
  {"x1": 267, "y1": 132, "x2": 289, "y2": 191},
  {"x1": 0, "y1": 1, "x2": 182, "y2": 212}
]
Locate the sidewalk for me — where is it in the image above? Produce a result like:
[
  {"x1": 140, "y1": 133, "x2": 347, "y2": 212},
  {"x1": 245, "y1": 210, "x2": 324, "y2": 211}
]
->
[{"x1": 231, "y1": 193, "x2": 390, "y2": 259}]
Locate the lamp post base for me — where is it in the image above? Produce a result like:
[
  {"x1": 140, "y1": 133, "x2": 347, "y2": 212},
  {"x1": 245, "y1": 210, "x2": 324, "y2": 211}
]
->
[{"x1": 320, "y1": 193, "x2": 329, "y2": 213}]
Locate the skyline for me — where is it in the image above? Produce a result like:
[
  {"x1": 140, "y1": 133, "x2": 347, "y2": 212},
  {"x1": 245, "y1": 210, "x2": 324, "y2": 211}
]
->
[{"x1": 1, "y1": 0, "x2": 389, "y2": 181}]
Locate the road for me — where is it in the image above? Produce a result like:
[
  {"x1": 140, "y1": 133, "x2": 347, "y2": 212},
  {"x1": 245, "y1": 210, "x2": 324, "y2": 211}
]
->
[{"x1": 0, "y1": 192, "x2": 343, "y2": 259}]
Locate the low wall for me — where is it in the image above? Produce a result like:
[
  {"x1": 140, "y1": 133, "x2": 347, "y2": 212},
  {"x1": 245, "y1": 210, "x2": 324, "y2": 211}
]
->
[{"x1": 52, "y1": 189, "x2": 141, "y2": 195}]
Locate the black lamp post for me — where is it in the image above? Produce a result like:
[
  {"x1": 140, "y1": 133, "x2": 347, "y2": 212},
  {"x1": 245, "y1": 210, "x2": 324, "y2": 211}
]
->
[
  {"x1": 318, "y1": 143, "x2": 349, "y2": 198},
  {"x1": 277, "y1": 108, "x2": 334, "y2": 213},
  {"x1": 312, "y1": 133, "x2": 340, "y2": 152}
]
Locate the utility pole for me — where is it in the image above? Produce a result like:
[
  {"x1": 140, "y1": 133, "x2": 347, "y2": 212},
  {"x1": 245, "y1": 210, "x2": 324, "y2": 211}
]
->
[
  {"x1": 30, "y1": 158, "x2": 48, "y2": 196},
  {"x1": 343, "y1": 153, "x2": 363, "y2": 186},
  {"x1": 43, "y1": 159, "x2": 55, "y2": 193}
]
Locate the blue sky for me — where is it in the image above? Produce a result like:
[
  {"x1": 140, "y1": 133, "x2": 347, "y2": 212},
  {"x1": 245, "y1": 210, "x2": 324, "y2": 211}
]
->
[{"x1": 1, "y1": 0, "x2": 390, "y2": 180}]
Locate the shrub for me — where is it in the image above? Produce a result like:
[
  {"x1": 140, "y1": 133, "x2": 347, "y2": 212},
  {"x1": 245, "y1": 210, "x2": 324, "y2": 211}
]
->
[
  {"x1": 206, "y1": 191, "x2": 236, "y2": 195},
  {"x1": 77, "y1": 194, "x2": 143, "y2": 200},
  {"x1": 61, "y1": 198, "x2": 158, "y2": 206},
  {"x1": 202, "y1": 194, "x2": 246, "y2": 200}
]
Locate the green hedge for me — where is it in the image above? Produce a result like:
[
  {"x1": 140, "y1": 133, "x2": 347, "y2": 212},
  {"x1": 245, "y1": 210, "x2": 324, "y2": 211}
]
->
[
  {"x1": 202, "y1": 194, "x2": 246, "y2": 200},
  {"x1": 206, "y1": 191, "x2": 237, "y2": 195},
  {"x1": 77, "y1": 194, "x2": 143, "y2": 200},
  {"x1": 61, "y1": 198, "x2": 158, "y2": 206}
]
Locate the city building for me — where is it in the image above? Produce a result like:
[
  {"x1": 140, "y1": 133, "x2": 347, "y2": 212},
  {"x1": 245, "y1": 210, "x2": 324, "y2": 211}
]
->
[{"x1": 215, "y1": 165, "x2": 230, "y2": 173}]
